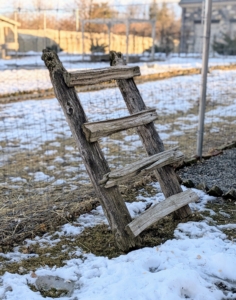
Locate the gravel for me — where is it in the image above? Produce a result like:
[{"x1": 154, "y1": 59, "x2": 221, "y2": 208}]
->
[{"x1": 177, "y1": 148, "x2": 236, "y2": 193}]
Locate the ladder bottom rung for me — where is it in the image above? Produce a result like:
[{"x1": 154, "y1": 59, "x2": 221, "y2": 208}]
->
[{"x1": 127, "y1": 190, "x2": 198, "y2": 237}]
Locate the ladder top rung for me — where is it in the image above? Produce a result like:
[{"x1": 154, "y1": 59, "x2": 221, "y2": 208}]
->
[{"x1": 63, "y1": 65, "x2": 141, "y2": 87}]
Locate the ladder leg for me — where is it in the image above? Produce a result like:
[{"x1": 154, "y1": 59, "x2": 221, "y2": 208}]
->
[{"x1": 110, "y1": 51, "x2": 191, "y2": 219}]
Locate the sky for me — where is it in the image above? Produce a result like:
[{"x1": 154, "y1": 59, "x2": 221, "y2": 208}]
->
[{"x1": 0, "y1": 0, "x2": 180, "y2": 14}]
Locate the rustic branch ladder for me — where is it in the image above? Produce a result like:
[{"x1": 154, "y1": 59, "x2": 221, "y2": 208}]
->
[{"x1": 42, "y1": 50, "x2": 198, "y2": 251}]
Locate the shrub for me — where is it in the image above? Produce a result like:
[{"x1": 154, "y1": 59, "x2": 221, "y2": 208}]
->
[
  {"x1": 90, "y1": 39, "x2": 108, "y2": 54},
  {"x1": 144, "y1": 43, "x2": 173, "y2": 56},
  {"x1": 212, "y1": 33, "x2": 236, "y2": 55},
  {"x1": 46, "y1": 44, "x2": 63, "y2": 53}
]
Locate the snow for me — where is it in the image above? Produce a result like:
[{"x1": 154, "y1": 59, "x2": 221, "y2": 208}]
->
[
  {"x1": 9, "y1": 177, "x2": 27, "y2": 183},
  {"x1": 1, "y1": 69, "x2": 235, "y2": 152},
  {"x1": 0, "y1": 54, "x2": 236, "y2": 299},
  {"x1": 218, "y1": 224, "x2": 236, "y2": 230},
  {"x1": 1, "y1": 54, "x2": 236, "y2": 96},
  {"x1": 0, "y1": 53, "x2": 103, "y2": 70},
  {"x1": 0, "y1": 68, "x2": 235, "y2": 183},
  {"x1": 1, "y1": 52, "x2": 235, "y2": 70},
  {"x1": 44, "y1": 150, "x2": 57, "y2": 156},
  {"x1": 0, "y1": 185, "x2": 235, "y2": 300},
  {"x1": 52, "y1": 179, "x2": 67, "y2": 185},
  {"x1": 33, "y1": 172, "x2": 54, "y2": 182}
]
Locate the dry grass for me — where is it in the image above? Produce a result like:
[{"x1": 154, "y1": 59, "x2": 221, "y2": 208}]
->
[
  {"x1": 0, "y1": 183, "x2": 100, "y2": 249},
  {"x1": 1, "y1": 63, "x2": 236, "y2": 104}
]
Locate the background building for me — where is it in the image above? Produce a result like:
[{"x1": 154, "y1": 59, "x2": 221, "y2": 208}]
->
[
  {"x1": 0, "y1": 15, "x2": 20, "y2": 58},
  {"x1": 179, "y1": 0, "x2": 236, "y2": 54}
]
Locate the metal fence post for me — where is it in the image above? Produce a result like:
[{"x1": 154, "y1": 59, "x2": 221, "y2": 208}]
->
[
  {"x1": 151, "y1": 19, "x2": 156, "y2": 61},
  {"x1": 126, "y1": 19, "x2": 129, "y2": 64},
  {"x1": 76, "y1": 9, "x2": 79, "y2": 32},
  {"x1": 196, "y1": 0, "x2": 212, "y2": 158},
  {"x1": 82, "y1": 20, "x2": 84, "y2": 60},
  {"x1": 43, "y1": 11, "x2": 46, "y2": 49}
]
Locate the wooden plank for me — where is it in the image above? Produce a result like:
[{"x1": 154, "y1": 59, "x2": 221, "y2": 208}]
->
[
  {"x1": 42, "y1": 50, "x2": 141, "y2": 252},
  {"x1": 110, "y1": 51, "x2": 192, "y2": 219},
  {"x1": 127, "y1": 190, "x2": 198, "y2": 237},
  {"x1": 100, "y1": 148, "x2": 184, "y2": 188},
  {"x1": 82, "y1": 108, "x2": 158, "y2": 142},
  {"x1": 63, "y1": 65, "x2": 141, "y2": 87}
]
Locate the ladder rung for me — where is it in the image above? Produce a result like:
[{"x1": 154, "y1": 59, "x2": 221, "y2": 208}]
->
[
  {"x1": 99, "y1": 147, "x2": 184, "y2": 188},
  {"x1": 127, "y1": 190, "x2": 198, "y2": 237},
  {"x1": 63, "y1": 65, "x2": 141, "y2": 87},
  {"x1": 82, "y1": 108, "x2": 158, "y2": 142}
]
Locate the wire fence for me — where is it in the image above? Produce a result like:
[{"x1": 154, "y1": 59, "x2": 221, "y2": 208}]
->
[{"x1": 0, "y1": 1, "x2": 236, "y2": 246}]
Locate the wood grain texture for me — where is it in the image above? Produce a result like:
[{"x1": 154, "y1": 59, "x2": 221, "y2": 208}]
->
[
  {"x1": 127, "y1": 190, "x2": 198, "y2": 236},
  {"x1": 63, "y1": 65, "x2": 141, "y2": 87},
  {"x1": 100, "y1": 148, "x2": 184, "y2": 188},
  {"x1": 42, "y1": 50, "x2": 141, "y2": 251},
  {"x1": 110, "y1": 51, "x2": 192, "y2": 219},
  {"x1": 82, "y1": 108, "x2": 158, "y2": 142}
]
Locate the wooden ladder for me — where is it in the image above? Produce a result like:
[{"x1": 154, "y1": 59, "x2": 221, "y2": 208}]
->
[{"x1": 42, "y1": 50, "x2": 198, "y2": 251}]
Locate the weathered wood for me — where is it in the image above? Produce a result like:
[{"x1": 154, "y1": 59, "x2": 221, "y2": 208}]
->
[
  {"x1": 127, "y1": 190, "x2": 198, "y2": 237},
  {"x1": 42, "y1": 50, "x2": 141, "y2": 251},
  {"x1": 100, "y1": 148, "x2": 184, "y2": 188},
  {"x1": 82, "y1": 108, "x2": 158, "y2": 142},
  {"x1": 110, "y1": 51, "x2": 192, "y2": 219},
  {"x1": 63, "y1": 65, "x2": 141, "y2": 87}
]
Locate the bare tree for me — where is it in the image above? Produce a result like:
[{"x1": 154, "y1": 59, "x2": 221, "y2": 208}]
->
[{"x1": 149, "y1": 2, "x2": 181, "y2": 54}]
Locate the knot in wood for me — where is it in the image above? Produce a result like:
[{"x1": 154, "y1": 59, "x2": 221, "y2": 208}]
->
[
  {"x1": 110, "y1": 51, "x2": 126, "y2": 66},
  {"x1": 66, "y1": 101, "x2": 73, "y2": 116}
]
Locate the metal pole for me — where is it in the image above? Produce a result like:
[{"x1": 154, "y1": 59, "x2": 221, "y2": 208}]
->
[
  {"x1": 75, "y1": 9, "x2": 79, "y2": 53},
  {"x1": 43, "y1": 11, "x2": 46, "y2": 49},
  {"x1": 179, "y1": 7, "x2": 185, "y2": 56},
  {"x1": 108, "y1": 23, "x2": 111, "y2": 53},
  {"x1": 196, "y1": 0, "x2": 212, "y2": 158},
  {"x1": 76, "y1": 9, "x2": 79, "y2": 32},
  {"x1": 126, "y1": 19, "x2": 129, "y2": 64},
  {"x1": 14, "y1": 11, "x2": 18, "y2": 57},
  {"x1": 151, "y1": 19, "x2": 156, "y2": 61},
  {"x1": 14, "y1": 11, "x2": 17, "y2": 22},
  {"x1": 82, "y1": 20, "x2": 84, "y2": 60},
  {"x1": 43, "y1": 11, "x2": 46, "y2": 30},
  {"x1": 200, "y1": 0, "x2": 205, "y2": 56}
]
